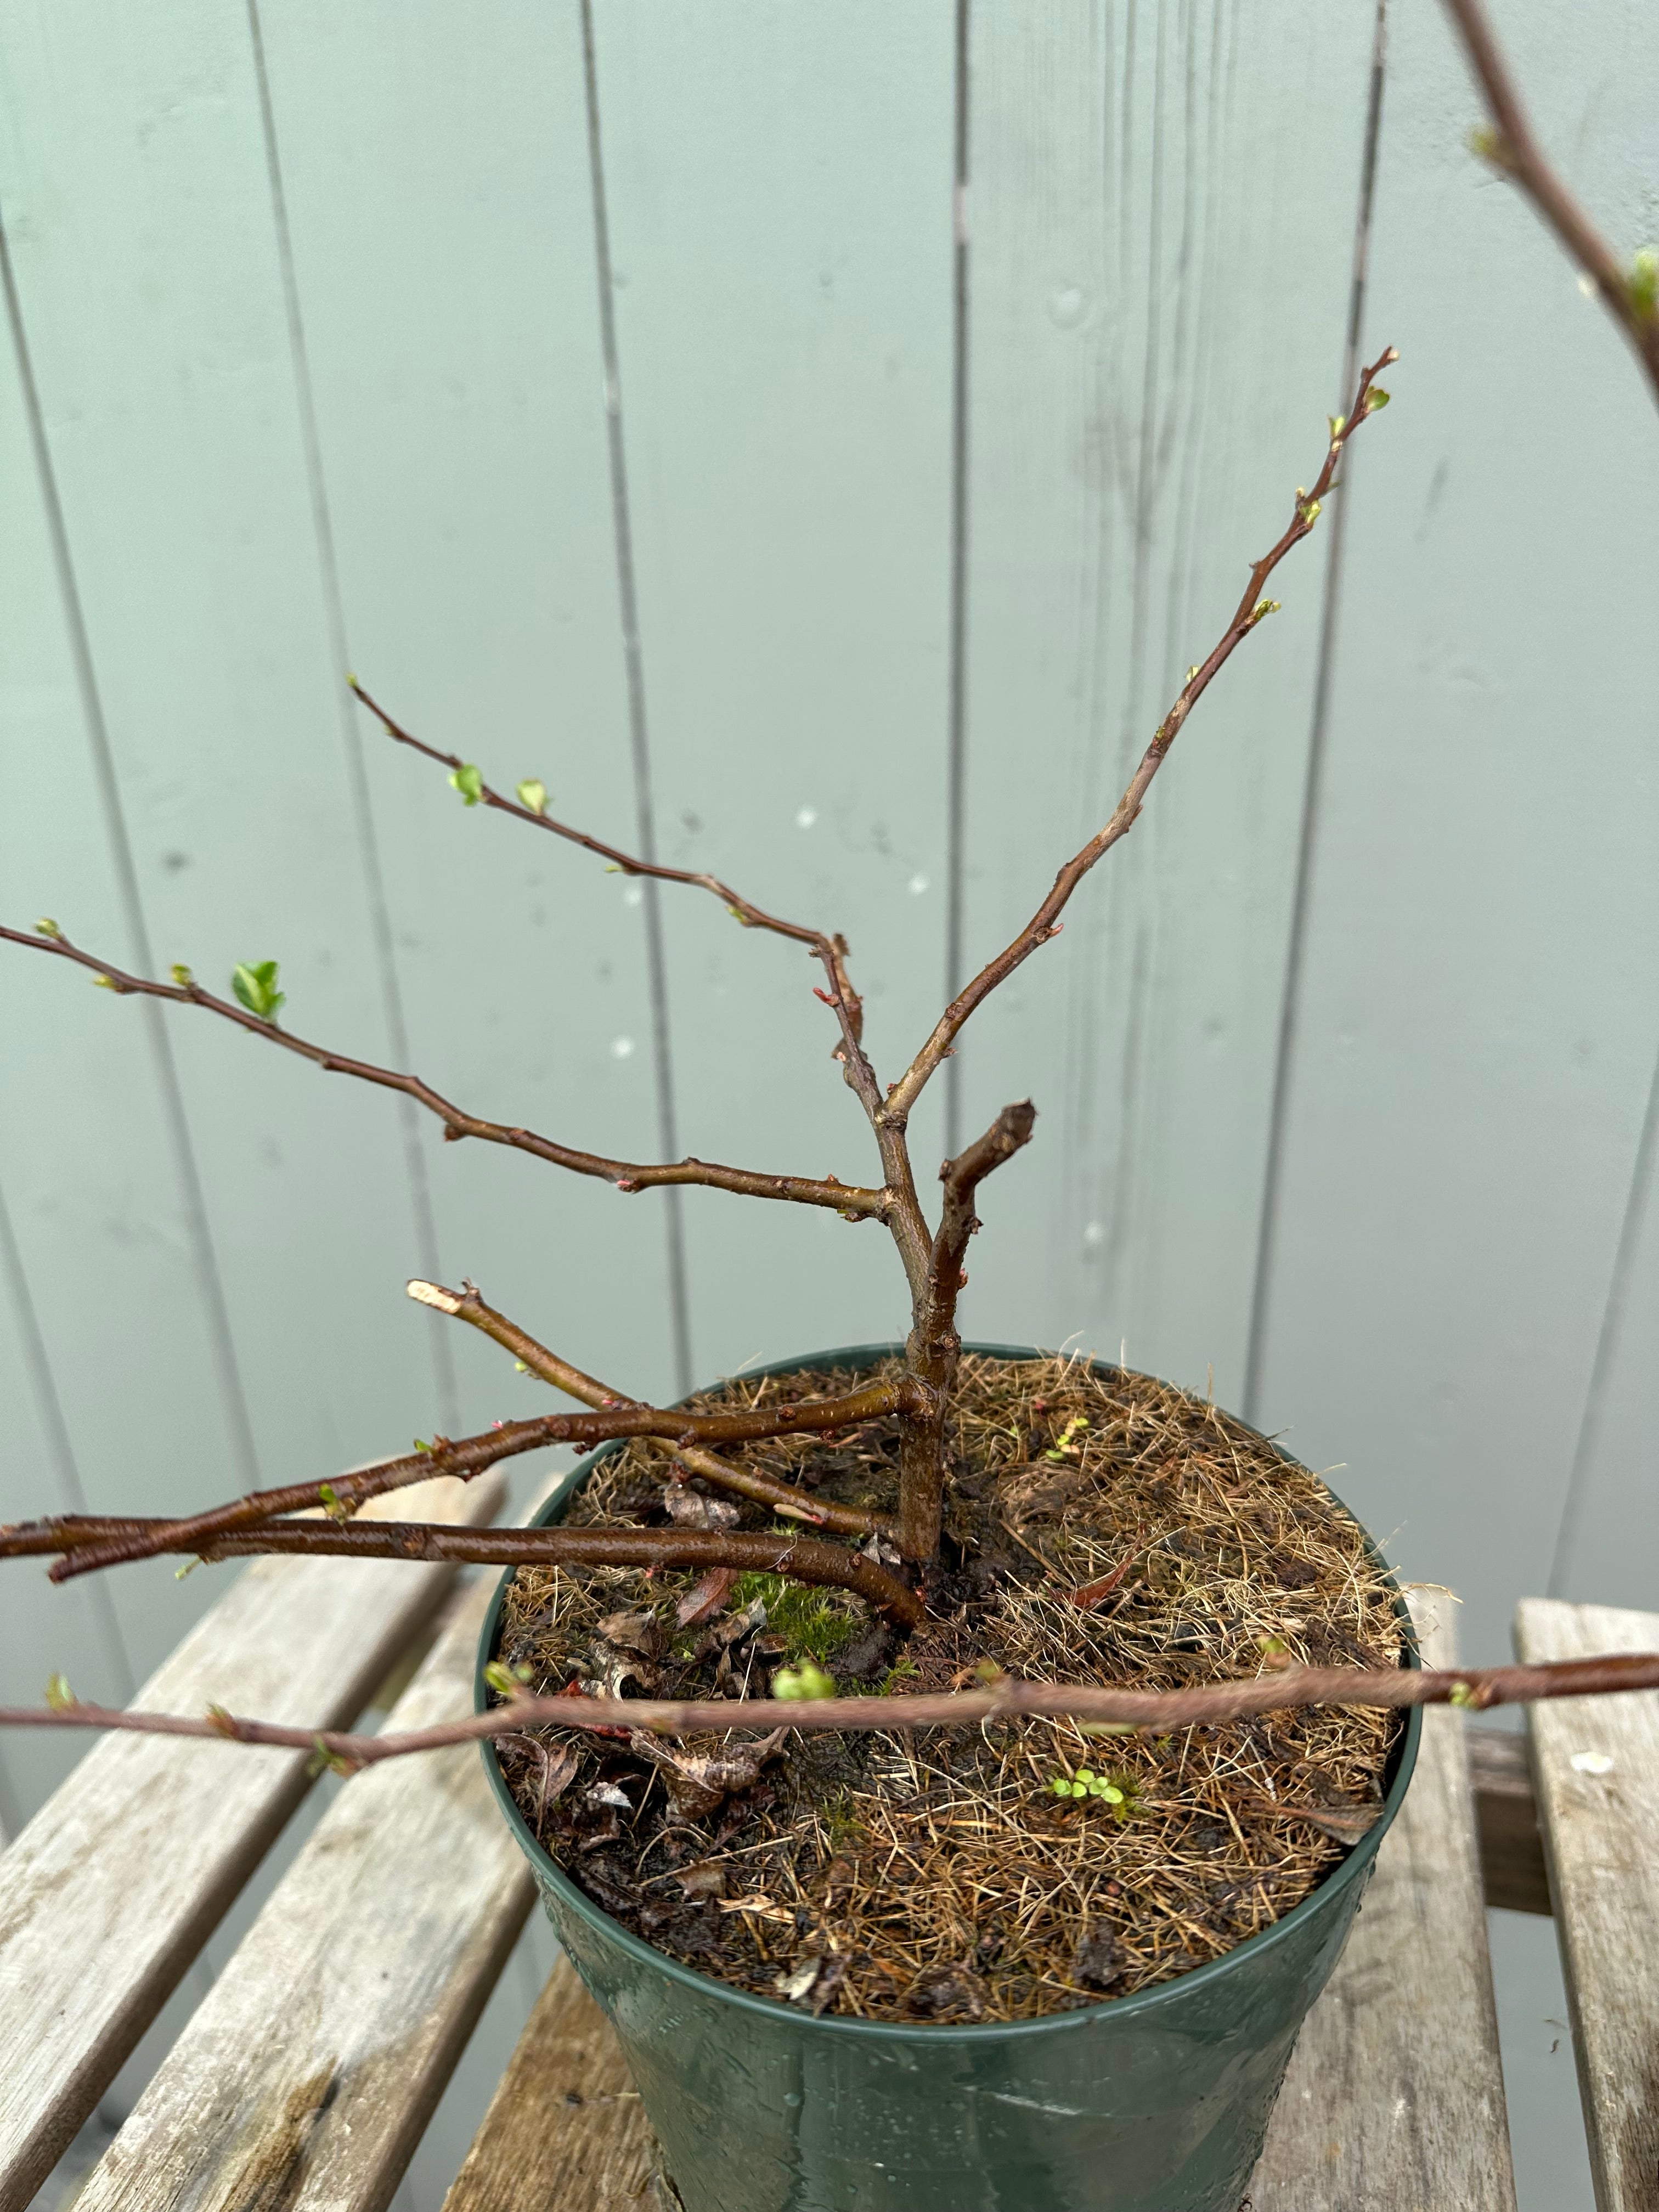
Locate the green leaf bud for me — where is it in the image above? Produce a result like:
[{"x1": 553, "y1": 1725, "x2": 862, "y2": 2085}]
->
[
  {"x1": 448, "y1": 762, "x2": 484, "y2": 806},
  {"x1": 171, "y1": 963, "x2": 194, "y2": 989},
  {"x1": 516, "y1": 778, "x2": 549, "y2": 816},
  {"x1": 36, "y1": 917, "x2": 61, "y2": 939},
  {"x1": 773, "y1": 1658, "x2": 837, "y2": 1701},
  {"x1": 231, "y1": 960, "x2": 285, "y2": 1024},
  {"x1": 45, "y1": 1672, "x2": 75, "y2": 1711}
]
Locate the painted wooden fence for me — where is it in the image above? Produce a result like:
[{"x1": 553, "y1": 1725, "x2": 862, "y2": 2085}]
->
[{"x1": 2, "y1": 0, "x2": 1655, "y2": 1851}]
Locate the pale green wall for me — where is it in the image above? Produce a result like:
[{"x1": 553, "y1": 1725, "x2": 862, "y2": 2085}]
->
[{"x1": 0, "y1": 0, "x2": 1655, "y2": 2186}]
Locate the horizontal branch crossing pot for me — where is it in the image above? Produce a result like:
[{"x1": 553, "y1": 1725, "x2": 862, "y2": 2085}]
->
[{"x1": 478, "y1": 1347, "x2": 1421, "y2": 2212}]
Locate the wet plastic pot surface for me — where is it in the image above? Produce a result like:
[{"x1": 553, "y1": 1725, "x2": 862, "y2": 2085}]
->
[{"x1": 477, "y1": 1345, "x2": 1420, "y2": 2212}]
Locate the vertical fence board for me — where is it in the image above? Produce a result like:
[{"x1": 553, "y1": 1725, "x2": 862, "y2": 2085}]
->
[
  {"x1": 1251, "y1": 0, "x2": 1659, "y2": 1664},
  {"x1": 0, "y1": 194, "x2": 246, "y2": 1810},
  {"x1": 0, "y1": 1, "x2": 443, "y2": 1496},
  {"x1": 590, "y1": 0, "x2": 957, "y2": 1379},
  {"x1": 955, "y1": 0, "x2": 1379, "y2": 1395},
  {"x1": 249, "y1": 0, "x2": 677, "y2": 1427}
]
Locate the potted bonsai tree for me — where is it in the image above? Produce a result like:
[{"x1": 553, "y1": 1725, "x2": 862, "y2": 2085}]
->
[
  {"x1": 1, "y1": 353, "x2": 1418, "y2": 2212},
  {"x1": 4, "y1": 12, "x2": 1656, "y2": 2186}
]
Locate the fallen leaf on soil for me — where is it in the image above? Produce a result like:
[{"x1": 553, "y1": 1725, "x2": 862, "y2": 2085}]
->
[
  {"x1": 676, "y1": 1567, "x2": 739, "y2": 1628},
  {"x1": 663, "y1": 1487, "x2": 741, "y2": 1531},
  {"x1": 628, "y1": 1725, "x2": 788, "y2": 1819},
  {"x1": 906, "y1": 1962, "x2": 987, "y2": 2021},
  {"x1": 597, "y1": 1608, "x2": 663, "y2": 1655},
  {"x1": 672, "y1": 1859, "x2": 728, "y2": 1900}
]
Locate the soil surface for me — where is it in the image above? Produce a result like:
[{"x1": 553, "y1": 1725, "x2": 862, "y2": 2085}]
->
[{"x1": 488, "y1": 1353, "x2": 1404, "y2": 2024}]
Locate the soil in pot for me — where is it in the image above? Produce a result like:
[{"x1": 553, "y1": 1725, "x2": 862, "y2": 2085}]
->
[{"x1": 488, "y1": 1351, "x2": 1403, "y2": 2027}]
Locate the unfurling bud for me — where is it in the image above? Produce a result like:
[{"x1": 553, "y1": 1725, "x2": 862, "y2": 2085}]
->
[
  {"x1": 230, "y1": 960, "x2": 285, "y2": 1024},
  {"x1": 448, "y1": 762, "x2": 484, "y2": 806},
  {"x1": 35, "y1": 917, "x2": 61, "y2": 939},
  {"x1": 516, "y1": 778, "x2": 549, "y2": 816},
  {"x1": 171, "y1": 963, "x2": 194, "y2": 989}
]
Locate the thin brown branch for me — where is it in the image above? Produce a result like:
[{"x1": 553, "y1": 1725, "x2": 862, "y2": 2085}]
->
[
  {"x1": 193, "y1": 1521, "x2": 922, "y2": 1625},
  {"x1": 407, "y1": 1278, "x2": 894, "y2": 1539},
  {"x1": 9, "y1": 1648, "x2": 1659, "y2": 1773},
  {"x1": 0, "y1": 924, "x2": 889, "y2": 1220},
  {"x1": 932, "y1": 1099, "x2": 1038, "y2": 1304},
  {"x1": 4, "y1": 1368, "x2": 904, "y2": 1581},
  {"x1": 1440, "y1": 0, "x2": 1659, "y2": 405},
  {"x1": 885, "y1": 347, "x2": 1400, "y2": 1126},
  {"x1": 892, "y1": 1099, "x2": 1039, "y2": 1563},
  {"x1": 349, "y1": 681, "x2": 937, "y2": 1294}
]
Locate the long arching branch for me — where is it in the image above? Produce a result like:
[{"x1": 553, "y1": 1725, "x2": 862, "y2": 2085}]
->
[
  {"x1": 350, "y1": 681, "x2": 936, "y2": 1293},
  {"x1": 8, "y1": 1649, "x2": 1659, "y2": 1773},
  {"x1": 0, "y1": 924, "x2": 890, "y2": 1221},
  {"x1": 884, "y1": 346, "x2": 1400, "y2": 1128}
]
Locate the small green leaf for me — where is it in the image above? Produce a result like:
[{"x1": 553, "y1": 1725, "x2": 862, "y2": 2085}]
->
[
  {"x1": 1051, "y1": 1775, "x2": 1072, "y2": 1796},
  {"x1": 44, "y1": 1672, "x2": 75, "y2": 1711},
  {"x1": 307, "y1": 1735, "x2": 353, "y2": 1778},
  {"x1": 1297, "y1": 498, "x2": 1322, "y2": 527},
  {"x1": 170, "y1": 963, "x2": 194, "y2": 989},
  {"x1": 413, "y1": 1438, "x2": 432, "y2": 1454},
  {"x1": 449, "y1": 762, "x2": 484, "y2": 805},
  {"x1": 35, "y1": 917, "x2": 61, "y2": 939},
  {"x1": 175, "y1": 1558, "x2": 202, "y2": 1579},
  {"x1": 774, "y1": 1658, "x2": 837, "y2": 1701},
  {"x1": 1328, "y1": 414, "x2": 1346, "y2": 441},
  {"x1": 317, "y1": 1481, "x2": 351, "y2": 1525},
  {"x1": 1364, "y1": 386, "x2": 1391, "y2": 413},
  {"x1": 231, "y1": 960, "x2": 285, "y2": 1024},
  {"x1": 516, "y1": 778, "x2": 549, "y2": 816},
  {"x1": 483, "y1": 1659, "x2": 533, "y2": 1697},
  {"x1": 93, "y1": 975, "x2": 119, "y2": 991},
  {"x1": 1251, "y1": 599, "x2": 1282, "y2": 622},
  {"x1": 1448, "y1": 1679, "x2": 1479, "y2": 1709}
]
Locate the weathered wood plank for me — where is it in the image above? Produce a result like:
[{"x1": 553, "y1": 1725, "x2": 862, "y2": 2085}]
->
[
  {"x1": 75, "y1": 1560, "x2": 536, "y2": 2212},
  {"x1": 0, "y1": 1471, "x2": 501, "y2": 2212},
  {"x1": 1249, "y1": 1590, "x2": 1517, "y2": 2209},
  {"x1": 1468, "y1": 1725, "x2": 1551, "y2": 1917},
  {"x1": 1517, "y1": 1598, "x2": 1659, "y2": 2212},
  {"x1": 441, "y1": 1957, "x2": 655, "y2": 2212}
]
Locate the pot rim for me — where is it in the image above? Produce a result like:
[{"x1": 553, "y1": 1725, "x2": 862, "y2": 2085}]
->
[{"x1": 476, "y1": 1340, "x2": 1422, "y2": 2044}]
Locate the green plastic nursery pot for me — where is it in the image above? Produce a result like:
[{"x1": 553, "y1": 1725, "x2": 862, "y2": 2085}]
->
[{"x1": 477, "y1": 1345, "x2": 1420, "y2": 2212}]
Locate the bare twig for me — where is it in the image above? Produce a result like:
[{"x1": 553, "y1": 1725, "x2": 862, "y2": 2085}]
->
[
  {"x1": 2, "y1": 1367, "x2": 904, "y2": 1580},
  {"x1": 1, "y1": 924, "x2": 890, "y2": 1220},
  {"x1": 1440, "y1": 0, "x2": 1659, "y2": 405},
  {"x1": 405, "y1": 1278, "x2": 893, "y2": 1538},
  {"x1": 8, "y1": 1647, "x2": 1659, "y2": 1774},
  {"x1": 885, "y1": 346, "x2": 1401, "y2": 1126},
  {"x1": 893, "y1": 1100, "x2": 1038, "y2": 1561},
  {"x1": 349, "y1": 681, "x2": 936, "y2": 1288},
  {"x1": 5, "y1": 1518, "x2": 921, "y2": 1624}
]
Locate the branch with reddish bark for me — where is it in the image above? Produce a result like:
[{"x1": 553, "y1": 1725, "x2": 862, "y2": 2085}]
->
[
  {"x1": 350, "y1": 680, "x2": 935, "y2": 1290},
  {"x1": 405, "y1": 1278, "x2": 893, "y2": 1539},
  {"x1": 1, "y1": 1365, "x2": 904, "y2": 1583},
  {"x1": 893, "y1": 1101, "x2": 1039, "y2": 1563},
  {"x1": 885, "y1": 346, "x2": 1400, "y2": 1128},
  {"x1": 8, "y1": 1648, "x2": 1659, "y2": 1775},
  {"x1": 4, "y1": 1517, "x2": 921, "y2": 1625},
  {"x1": 1440, "y1": 0, "x2": 1659, "y2": 406},
  {"x1": 0, "y1": 924, "x2": 890, "y2": 1223}
]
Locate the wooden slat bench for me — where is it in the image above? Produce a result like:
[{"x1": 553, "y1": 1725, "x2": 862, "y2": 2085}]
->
[{"x1": 1, "y1": 1576, "x2": 1649, "y2": 2212}]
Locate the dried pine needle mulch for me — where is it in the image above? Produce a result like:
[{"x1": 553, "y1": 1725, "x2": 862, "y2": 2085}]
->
[{"x1": 490, "y1": 1353, "x2": 1405, "y2": 2025}]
